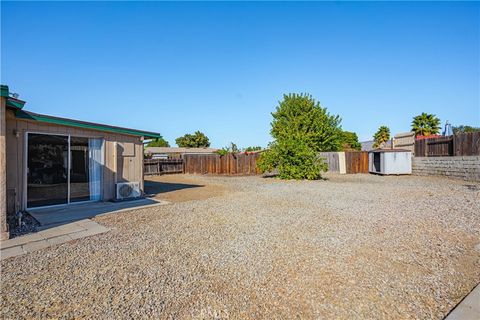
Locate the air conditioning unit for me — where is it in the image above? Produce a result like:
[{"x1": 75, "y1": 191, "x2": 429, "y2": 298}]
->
[
  {"x1": 116, "y1": 182, "x2": 141, "y2": 200},
  {"x1": 368, "y1": 149, "x2": 412, "y2": 175}
]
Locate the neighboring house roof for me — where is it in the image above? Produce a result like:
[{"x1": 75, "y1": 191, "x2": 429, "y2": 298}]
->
[
  {"x1": 2, "y1": 84, "x2": 161, "y2": 138},
  {"x1": 145, "y1": 147, "x2": 218, "y2": 154},
  {"x1": 361, "y1": 140, "x2": 392, "y2": 151}
]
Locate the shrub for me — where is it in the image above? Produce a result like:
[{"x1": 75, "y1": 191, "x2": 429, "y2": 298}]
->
[
  {"x1": 216, "y1": 142, "x2": 240, "y2": 156},
  {"x1": 258, "y1": 139, "x2": 327, "y2": 180},
  {"x1": 453, "y1": 125, "x2": 480, "y2": 134},
  {"x1": 257, "y1": 93, "x2": 341, "y2": 180},
  {"x1": 244, "y1": 146, "x2": 262, "y2": 152}
]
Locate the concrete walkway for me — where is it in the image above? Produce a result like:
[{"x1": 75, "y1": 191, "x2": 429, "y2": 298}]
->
[
  {"x1": 29, "y1": 198, "x2": 167, "y2": 228},
  {"x1": 0, "y1": 219, "x2": 109, "y2": 260},
  {"x1": 445, "y1": 283, "x2": 480, "y2": 320}
]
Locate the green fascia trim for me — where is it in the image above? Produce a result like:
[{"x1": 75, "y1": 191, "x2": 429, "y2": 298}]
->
[
  {"x1": 0, "y1": 85, "x2": 9, "y2": 97},
  {"x1": 7, "y1": 98, "x2": 25, "y2": 109},
  {"x1": 15, "y1": 110, "x2": 162, "y2": 138}
]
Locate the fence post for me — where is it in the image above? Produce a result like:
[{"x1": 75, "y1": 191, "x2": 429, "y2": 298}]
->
[
  {"x1": 453, "y1": 134, "x2": 457, "y2": 156},
  {"x1": 338, "y1": 152, "x2": 346, "y2": 174},
  {"x1": 451, "y1": 135, "x2": 454, "y2": 156}
]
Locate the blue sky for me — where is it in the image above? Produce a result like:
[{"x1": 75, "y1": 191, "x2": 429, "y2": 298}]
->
[{"x1": 1, "y1": 1, "x2": 479, "y2": 147}]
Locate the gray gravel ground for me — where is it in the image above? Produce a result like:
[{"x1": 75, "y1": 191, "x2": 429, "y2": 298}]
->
[{"x1": 1, "y1": 173, "x2": 479, "y2": 319}]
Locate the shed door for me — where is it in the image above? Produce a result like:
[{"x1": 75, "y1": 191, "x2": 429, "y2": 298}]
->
[{"x1": 373, "y1": 153, "x2": 381, "y2": 173}]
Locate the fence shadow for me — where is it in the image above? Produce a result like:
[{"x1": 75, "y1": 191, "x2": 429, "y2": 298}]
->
[{"x1": 144, "y1": 180, "x2": 204, "y2": 196}]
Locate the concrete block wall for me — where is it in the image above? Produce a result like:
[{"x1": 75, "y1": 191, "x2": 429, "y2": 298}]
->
[{"x1": 412, "y1": 156, "x2": 480, "y2": 181}]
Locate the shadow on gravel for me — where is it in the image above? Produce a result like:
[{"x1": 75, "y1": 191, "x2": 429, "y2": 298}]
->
[
  {"x1": 261, "y1": 173, "x2": 329, "y2": 181},
  {"x1": 144, "y1": 180, "x2": 204, "y2": 196},
  {"x1": 261, "y1": 173, "x2": 279, "y2": 179},
  {"x1": 464, "y1": 184, "x2": 480, "y2": 191}
]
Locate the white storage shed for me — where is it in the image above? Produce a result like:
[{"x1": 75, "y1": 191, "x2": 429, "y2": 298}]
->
[{"x1": 369, "y1": 149, "x2": 412, "y2": 175}]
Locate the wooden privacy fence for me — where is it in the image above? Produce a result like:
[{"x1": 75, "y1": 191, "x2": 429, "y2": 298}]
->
[
  {"x1": 318, "y1": 152, "x2": 340, "y2": 172},
  {"x1": 414, "y1": 136, "x2": 452, "y2": 157},
  {"x1": 184, "y1": 153, "x2": 261, "y2": 175},
  {"x1": 318, "y1": 151, "x2": 368, "y2": 174},
  {"x1": 345, "y1": 151, "x2": 369, "y2": 174},
  {"x1": 454, "y1": 132, "x2": 480, "y2": 156},
  {"x1": 144, "y1": 151, "x2": 371, "y2": 176},
  {"x1": 414, "y1": 132, "x2": 480, "y2": 157},
  {"x1": 144, "y1": 154, "x2": 260, "y2": 176},
  {"x1": 144, "y1": 159, "x2": 184, "y2": 175}
]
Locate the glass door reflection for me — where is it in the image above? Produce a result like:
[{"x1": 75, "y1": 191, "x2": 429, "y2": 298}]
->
[
  {"x1": 70, "y1": 137, "x2": 90, "y2": 202},
  {"x1": 27, "y1": 133, "x2": 68, "y2": 207}
]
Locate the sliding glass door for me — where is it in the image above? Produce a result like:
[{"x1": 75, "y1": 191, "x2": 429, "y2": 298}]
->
[
  {"x1": 27, "y1": 133, "x2": 104, "y2": 208},
  {"x1": 27, "y1": 134, "x2": 69, "y2": 207},
  {"x1": 70, "y1": 137, "x2": 90, "y2": 202}
]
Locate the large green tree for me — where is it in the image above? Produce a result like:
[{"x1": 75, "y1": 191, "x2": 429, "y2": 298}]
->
[
  {"x1": 175, "y1": 131, "x2": 210, "y2": 148},
  {"x1": 411, "y1": 113, "x2": 441, "y2": 136},
  {"x1": 257, "y1": 93, "x2": 342, "y2": 180},
  {"x1": 372, "y1": 126, "x2": 390, "y2": 148},
  {"x1": 340, "y1": 131, "x2": 361, "y2": 151},
  {"x1": 145, "y1": 137, "x2": 170, "y2": 148}
]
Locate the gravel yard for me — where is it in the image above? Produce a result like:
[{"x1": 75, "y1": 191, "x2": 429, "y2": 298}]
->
[{"x1": 1, "y1": 174, "x2": 479, "y2": 319}]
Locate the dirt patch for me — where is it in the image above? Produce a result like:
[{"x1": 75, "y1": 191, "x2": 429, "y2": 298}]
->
[{"x1": 145, "y1": 174, "x2": 227, "y2": 202}]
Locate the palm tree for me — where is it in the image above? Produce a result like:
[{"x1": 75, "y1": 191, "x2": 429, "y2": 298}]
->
[
  {"x1": 373, "y1": 126, "x2": 390, "y2": 148},
  {"x1": 411, "y1": 113, "x2": 441, "y2": 136}
]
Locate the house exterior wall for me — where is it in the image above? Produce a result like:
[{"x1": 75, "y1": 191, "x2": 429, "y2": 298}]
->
[
  {"x1": 5, "y1": 109, "x2": 144, "y2": 214},
  {"x1": 0, "y1": 96, "x2": 8, "y2": 240}
]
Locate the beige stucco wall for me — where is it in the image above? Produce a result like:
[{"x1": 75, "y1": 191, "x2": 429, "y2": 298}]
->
[
  {"x1": 5, "y1": 109, "x2": 144, "y2": 214},
  {"x1": 0, "y1": 97, "x2": 8, "y2": 240},
  {"x1": 393, "y1": 132, "x2": 415, "y2": 154}
]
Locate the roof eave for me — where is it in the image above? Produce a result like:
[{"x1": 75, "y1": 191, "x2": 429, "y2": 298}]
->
[
  {"x1": 6, "y1": 98, "x2": 26, "y2": 110},
  {"x1": 0, "y1": 85, "x2": 9, "y2": 97},
  {"x1": 14, "y1": 110, "x2": 161, "y2": 138}
]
